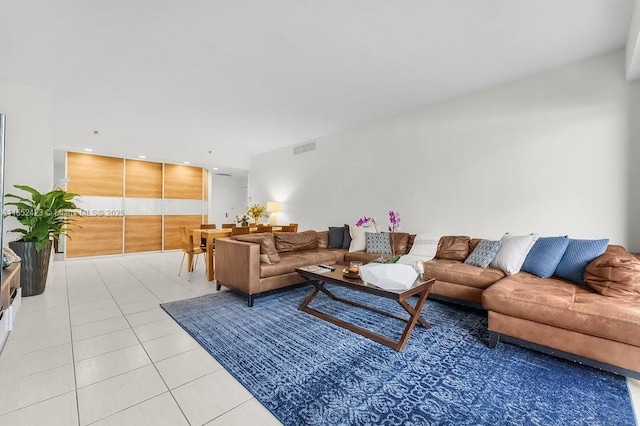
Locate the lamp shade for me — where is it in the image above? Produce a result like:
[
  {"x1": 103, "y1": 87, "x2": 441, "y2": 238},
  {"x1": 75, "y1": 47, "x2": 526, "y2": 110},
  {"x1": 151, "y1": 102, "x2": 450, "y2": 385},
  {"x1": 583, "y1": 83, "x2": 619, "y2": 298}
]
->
[{"x1": 266, "y1": 201, "x2": 281, "y2": 213}]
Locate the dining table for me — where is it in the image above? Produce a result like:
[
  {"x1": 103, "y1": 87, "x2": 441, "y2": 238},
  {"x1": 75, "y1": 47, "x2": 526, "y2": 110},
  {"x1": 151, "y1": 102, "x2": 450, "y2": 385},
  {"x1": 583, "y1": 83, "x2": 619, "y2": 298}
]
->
[{"x1": 188, "y1": 226, "x2": 282, "y2": 281}]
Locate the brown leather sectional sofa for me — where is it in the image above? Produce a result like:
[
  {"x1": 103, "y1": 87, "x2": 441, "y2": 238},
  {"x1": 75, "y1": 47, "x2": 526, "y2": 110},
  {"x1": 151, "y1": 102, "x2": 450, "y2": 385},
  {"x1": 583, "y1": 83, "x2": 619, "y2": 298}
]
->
[
  {"x1": 424, "y1": 237, "x2": 640, "y2": 379},
  {"x1": 215, "y1": 229, "x2": 640, "y2": 378},
  {"x1": 215, "y1": 230, "x2": 415, "y2": 307}
]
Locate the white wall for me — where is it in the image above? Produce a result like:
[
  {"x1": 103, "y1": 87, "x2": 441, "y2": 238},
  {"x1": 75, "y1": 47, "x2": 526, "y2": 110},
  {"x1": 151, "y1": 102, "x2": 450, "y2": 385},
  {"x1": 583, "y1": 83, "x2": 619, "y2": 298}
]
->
[
  {"x1": 208, "y1": 172, "x2": 247, "y2": 225},
  {"x1": 0, "y1": 80, "x2": 54, "y2": 242},
  {"x1": 628, "y1": 79, "x2": 640, "y2": 250},
  {"x1": 250, "y1": 50, "x2": 638, "y2": 250}
]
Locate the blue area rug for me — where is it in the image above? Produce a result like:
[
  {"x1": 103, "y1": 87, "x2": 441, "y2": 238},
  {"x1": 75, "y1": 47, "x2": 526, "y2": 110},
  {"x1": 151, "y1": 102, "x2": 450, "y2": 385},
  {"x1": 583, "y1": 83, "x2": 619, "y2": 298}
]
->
[{"x1": 161, "y1": 285, "x2": 636, "y2": 425}]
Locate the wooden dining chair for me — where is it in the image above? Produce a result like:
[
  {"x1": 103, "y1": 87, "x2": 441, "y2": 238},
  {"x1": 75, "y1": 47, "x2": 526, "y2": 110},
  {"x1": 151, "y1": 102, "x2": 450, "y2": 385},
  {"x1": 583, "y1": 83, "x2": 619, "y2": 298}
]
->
[
  {"x1": 221, "y1": 223, "x2": 236, "y2": 229},
  {"x1": 199, "y1": 224, "x2": 216, "y2": 249},
  {"x1": 256, "y1": 225, "x2": 273, "y2": 233},
  {"x1": 231, "y1": 226, "x2": 250, "y2": 235},
  {"x1": 178, "y1": 226, "x2": 206, "y2": 281}
]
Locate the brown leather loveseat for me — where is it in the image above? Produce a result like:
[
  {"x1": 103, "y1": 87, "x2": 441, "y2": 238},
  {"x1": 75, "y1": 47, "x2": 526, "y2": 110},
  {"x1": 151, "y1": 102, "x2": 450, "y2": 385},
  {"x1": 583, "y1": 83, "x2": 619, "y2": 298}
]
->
[{"x1": 215, "y1": 229, "x2": 416, "y2": 307}]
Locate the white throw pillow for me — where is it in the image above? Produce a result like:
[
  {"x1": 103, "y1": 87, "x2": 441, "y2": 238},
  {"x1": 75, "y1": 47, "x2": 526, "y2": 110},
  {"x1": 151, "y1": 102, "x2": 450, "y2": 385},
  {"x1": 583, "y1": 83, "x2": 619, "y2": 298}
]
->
[
  {"x1": 490, "y1": 233, "x2": 539, "y2": 275},
  {"x1": 349, "y1": 225, "x2": 372, "y2": 252},
  {"x1": 407, "y1": 234, "x2": 439, "y2": 259}
]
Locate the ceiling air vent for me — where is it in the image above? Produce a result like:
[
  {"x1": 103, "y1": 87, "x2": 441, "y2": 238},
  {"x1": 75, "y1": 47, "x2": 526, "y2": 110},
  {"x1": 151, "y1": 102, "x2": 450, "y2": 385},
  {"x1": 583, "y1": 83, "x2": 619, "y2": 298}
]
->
[
  {"x1": 215, "y1": 173, "x2": 232, "y2": 177},
  {"x1": 293, "y1": 141, "x2": 316, "y2": 155}
]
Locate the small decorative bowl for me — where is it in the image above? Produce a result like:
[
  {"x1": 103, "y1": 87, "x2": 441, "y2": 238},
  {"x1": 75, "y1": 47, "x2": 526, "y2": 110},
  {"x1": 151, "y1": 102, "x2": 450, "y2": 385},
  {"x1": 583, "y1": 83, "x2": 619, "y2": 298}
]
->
[{"x1": 342, "y1": 268, "x2": 360, "y2": 279}]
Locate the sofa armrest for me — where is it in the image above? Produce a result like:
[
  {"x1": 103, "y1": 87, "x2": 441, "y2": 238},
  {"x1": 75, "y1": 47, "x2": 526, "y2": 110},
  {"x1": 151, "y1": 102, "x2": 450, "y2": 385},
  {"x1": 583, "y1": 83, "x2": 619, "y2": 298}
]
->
[{"x1": 215, "y1": 238, "x2": 262, "y2": 295}]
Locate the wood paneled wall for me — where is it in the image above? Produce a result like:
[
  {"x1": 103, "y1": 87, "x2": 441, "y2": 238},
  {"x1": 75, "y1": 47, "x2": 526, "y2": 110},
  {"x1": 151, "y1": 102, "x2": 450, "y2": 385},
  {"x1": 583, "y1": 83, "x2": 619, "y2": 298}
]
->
[
  {"x1": 125, "y1": 215, "x2": 162, "y2": 253},
  {"x1": 67, "y1": 152, "x2": 124, "y2": 196},
  {"x1": 66, "y1": 217, "x2": 124, "y2": 258},
  {"x1": 163, "y1": 215, "x2": 202, "y2": 250},
  {"x1": 125, "y1": 160, "x2": 163, "y2": 198},
  {"x1": 65, "y1": 152, "x2": 206, "y2": 257},
  {"x1": 164, "y1": 164, "x2": 203, "y2": 199}
]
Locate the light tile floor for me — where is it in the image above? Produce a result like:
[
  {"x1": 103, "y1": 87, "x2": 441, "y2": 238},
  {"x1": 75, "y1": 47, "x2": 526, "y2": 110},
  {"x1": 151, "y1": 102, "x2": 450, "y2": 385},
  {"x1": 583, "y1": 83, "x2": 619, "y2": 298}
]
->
[
  {"x1": 0, "y1": 252, "x2": 638, "y2": 425},
  {"x1": 0, "y1": 252, "x2": 281, "y2": 426}
]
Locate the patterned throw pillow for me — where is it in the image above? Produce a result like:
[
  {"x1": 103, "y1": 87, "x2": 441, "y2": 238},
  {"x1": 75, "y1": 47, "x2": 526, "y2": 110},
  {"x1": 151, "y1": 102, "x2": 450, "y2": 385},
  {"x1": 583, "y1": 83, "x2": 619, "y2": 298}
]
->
[
  {"x1": 464, "y1": 239, "x2": 502, "y2": 268},
  {"x1": 554, "y1": 238, "x2": 609, "y2": 284},
  {"x1": 365, "y1": 232, "x2": 392, "y2": 254}
]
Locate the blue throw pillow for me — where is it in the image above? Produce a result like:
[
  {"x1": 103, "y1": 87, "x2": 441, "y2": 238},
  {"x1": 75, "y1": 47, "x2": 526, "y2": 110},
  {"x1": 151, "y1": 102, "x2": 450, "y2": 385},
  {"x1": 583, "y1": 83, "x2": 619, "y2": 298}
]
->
[
  {"x1": 464, "y1": 239, "x2": 502, "y2": 268},
  {"x1": 521, "y1": 236, "x2": 570, "y2": 278},
  {"x1": 365, "y1": 232, "x2": 392, "y2": 254},
  {"x1": 554, "y1": 238, "x2": 609, "y2": 284},
  {"x1": 328, "y1": 226, "x2": 344, "y2": 249}
]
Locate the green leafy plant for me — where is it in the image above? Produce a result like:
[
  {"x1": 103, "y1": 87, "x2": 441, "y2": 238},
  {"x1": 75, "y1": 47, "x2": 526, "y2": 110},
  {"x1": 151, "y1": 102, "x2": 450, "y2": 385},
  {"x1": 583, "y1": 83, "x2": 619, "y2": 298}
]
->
[{"x1": 4, "y1": 184, "x2": 82, "y2": 251}]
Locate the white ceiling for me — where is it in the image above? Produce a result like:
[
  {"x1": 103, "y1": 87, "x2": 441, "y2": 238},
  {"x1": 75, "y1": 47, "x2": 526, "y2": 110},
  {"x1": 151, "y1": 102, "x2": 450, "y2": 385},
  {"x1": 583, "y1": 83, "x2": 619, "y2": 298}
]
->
[{"x1": 0, "y1": 0, "x2": 635, "y2": 170}]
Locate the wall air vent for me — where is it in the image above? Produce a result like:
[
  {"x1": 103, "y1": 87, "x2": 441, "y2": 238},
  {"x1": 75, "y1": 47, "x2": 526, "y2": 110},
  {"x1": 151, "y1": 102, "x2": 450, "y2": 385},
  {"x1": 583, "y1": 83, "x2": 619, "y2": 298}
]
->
[{"x1": 293, "y1": 141, "x2": 316, "y2": 155}]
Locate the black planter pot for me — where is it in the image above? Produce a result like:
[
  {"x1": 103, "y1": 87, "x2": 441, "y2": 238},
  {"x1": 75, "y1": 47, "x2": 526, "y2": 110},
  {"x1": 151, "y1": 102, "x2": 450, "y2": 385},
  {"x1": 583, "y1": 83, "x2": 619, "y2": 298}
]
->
[{"x1": 8, "y1": 240, "x2": 53, "y2": 297}]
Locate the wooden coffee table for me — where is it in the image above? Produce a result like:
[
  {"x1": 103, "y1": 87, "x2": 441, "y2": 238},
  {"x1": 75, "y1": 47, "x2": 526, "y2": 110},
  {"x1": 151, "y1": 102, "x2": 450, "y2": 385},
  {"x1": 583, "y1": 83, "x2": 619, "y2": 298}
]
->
[{"x1": 295, "y1": 266, "x2": 435, "y2": 351}]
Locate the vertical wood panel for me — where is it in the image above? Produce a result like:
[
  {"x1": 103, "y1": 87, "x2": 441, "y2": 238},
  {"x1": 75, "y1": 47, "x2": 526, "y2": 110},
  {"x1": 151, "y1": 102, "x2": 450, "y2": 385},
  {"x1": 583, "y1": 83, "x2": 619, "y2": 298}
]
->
[
  {"x1": 66, "y1": 216, "x2": 124, "y2": 258},
  {"x1": 67, "y1": 152, "x2": 124, "y2": 196},
  {"x1": 125, "y1": 160, "x2": 163, "y2": 198},
  {"x1": 163, "y1": 215, "x2": 202, "y2": 250},
  {"x1": 125, "y1": 215, "x2": 162, "y2": 253},
  {"x1": 203, "y1": 169, "x2": 209, "y2": 201},
  {"x1": 164, "y1": 164, "x2": 202, "y2": 199}
]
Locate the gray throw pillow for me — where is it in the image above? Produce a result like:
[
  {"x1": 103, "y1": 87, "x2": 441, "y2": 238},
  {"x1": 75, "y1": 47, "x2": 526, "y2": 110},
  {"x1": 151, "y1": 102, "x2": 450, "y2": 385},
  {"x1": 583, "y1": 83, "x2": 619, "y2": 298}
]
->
[
  {"x1": 342, "y1": 225, "x2": 352, "y2": 249},
  {"x1": 464, "y1": 239, "x2": 502, "y2": 268},
  {"x1": 328, "y1": 226, "x2": 345, "y2": 249}
]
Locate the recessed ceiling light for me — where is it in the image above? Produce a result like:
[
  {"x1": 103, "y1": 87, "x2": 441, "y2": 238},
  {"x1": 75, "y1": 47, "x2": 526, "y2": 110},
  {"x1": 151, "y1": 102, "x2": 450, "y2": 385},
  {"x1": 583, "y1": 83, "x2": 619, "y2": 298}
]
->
[
  {"x1": 84, "y1": 148, "x2": 93, "y2": 152},
  {"x1": 213, "y1": 167, "x2": 219, "y2": 170},
  {"x1": 184, "y1": 161, "x2": 190, "y2": 165},
  {"x1": 138, "y1": 155, "x2": 146, "y2": 159}
]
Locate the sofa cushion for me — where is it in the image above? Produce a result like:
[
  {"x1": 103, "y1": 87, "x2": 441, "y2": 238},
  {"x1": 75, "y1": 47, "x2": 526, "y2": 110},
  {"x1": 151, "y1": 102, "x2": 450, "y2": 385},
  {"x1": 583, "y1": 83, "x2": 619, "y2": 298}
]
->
[
  {"x1": 316, "y1": 230, "x2": 329, "y2": 249},
  {"x1": 464, "y1": 239, "x2": 502, "y2": 269},
  {"x1": 423, "y1": 258, "x2": 505, "y2": 290},
  {"x1": 585, "y1": 251, "x2": 640, "y2": 300},
  {"x1": 390, "y1": 232, "x2": 411, "y2": 255},
  {"x1": 520, "y1": 236, "x2": 569, "y2": 278},
  {"x1": 328, "y1": 227, "x2": 344, "y2": 249},
  {"x1": 490, "y1": 233, "x2": 538, "y2": 276},
  {"x1": 275, "y1": 230, "x2": 317, "y2": 252},
  {"x1": 365, "y1": 232, "x2": 392, "y2": 254},
  {"x1": 554, "y1": 238, "x2": 609, "y2": 284},
  {"x1": 233, "y1": 233, "x2": 280, "y2": 264},
  {"x1": 482, "y1": 272, "x2": 640, "y2": 347},
  {"x1": 435, "y1": 236, "x2": 470, "y2": 261},
  {"x1": 342, "y1": 225, "x2": 352, "y2": 250},
  {"x1": 260, "y1": 249, "x2": 345, "y2": 278},
  {"x1": 344, "y1": 251, "x2": 390, "y2": 264}
]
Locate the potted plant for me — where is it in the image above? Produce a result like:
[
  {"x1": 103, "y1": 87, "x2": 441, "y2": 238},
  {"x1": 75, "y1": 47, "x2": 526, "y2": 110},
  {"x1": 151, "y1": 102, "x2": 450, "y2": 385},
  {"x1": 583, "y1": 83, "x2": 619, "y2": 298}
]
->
[{"x1": 4, "y1": 184, "x2": 81, "y2": 296}]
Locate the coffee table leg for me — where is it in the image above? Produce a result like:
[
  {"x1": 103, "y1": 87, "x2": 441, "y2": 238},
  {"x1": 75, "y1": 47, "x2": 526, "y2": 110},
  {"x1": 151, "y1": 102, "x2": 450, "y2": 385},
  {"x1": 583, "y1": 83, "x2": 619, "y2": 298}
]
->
[
  {"x1": 396, "y1": 288, "x2": 431, "y2": 351},
  {"x1": 399, "y1": 298, "x2": 430, "y2": 329},
  {"x1": 299, "y1": 282, "x2": 321, "y2": 310}
]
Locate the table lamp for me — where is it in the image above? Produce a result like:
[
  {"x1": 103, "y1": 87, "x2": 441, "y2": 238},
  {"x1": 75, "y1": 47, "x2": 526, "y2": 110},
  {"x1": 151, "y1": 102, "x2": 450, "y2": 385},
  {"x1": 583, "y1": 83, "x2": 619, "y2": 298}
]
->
[{"x1": 266, "y1": 201, "x2": 282, "y2": 225}]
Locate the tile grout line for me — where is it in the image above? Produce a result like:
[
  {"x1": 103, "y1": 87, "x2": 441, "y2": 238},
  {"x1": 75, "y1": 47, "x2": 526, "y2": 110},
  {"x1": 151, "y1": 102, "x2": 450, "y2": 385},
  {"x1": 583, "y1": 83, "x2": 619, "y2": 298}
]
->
[
  {"x1": 91, "y1": 255, "x2": 193, "y2": 425},
  {"x1": 63, "y1": 261, "x2": 82, "y2": 426}
]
